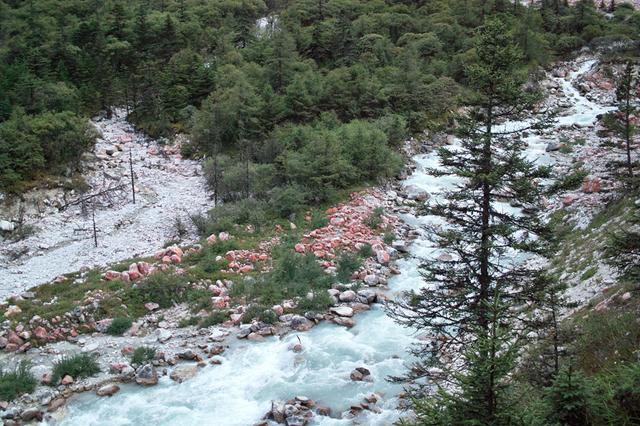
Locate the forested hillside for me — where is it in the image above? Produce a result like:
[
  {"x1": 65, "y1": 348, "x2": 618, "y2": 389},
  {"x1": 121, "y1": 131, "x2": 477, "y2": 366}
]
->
[{"x1": 1, "y1": 0, "x2": 638, "y2": 198}]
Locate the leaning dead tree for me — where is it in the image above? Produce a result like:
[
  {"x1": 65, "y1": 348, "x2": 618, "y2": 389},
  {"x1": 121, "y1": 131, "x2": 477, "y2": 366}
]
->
[{"x1": 63, "y1": 173, "x2": 129, "y2": 247}]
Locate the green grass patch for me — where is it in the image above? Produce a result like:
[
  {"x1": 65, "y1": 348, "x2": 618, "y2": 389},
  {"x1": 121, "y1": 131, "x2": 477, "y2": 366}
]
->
[
  {"x1": 199, "y1": 310, "x2": 229, "y2": 328},
  {"x1": 131, "y1": 346, "x2": 156, "y2": 365},
  {"x1": 580, "y1": 266, "x2": 598, "y2": 281},
  {"x1": 106, "y1": 317, "x2": 133, "y2": 335},
  {"x1": 0, "y1": 362, "x2": 37, "y2": 401},
  {"x1": 51, "y1": 354, "x2": 100, "y2": 384}
]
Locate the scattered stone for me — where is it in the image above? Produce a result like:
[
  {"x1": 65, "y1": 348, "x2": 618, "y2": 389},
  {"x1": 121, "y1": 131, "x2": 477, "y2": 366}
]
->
[
  {"x1": 96, "y1": 384, "x2": 120, "y2": 397},
  {"x1": 170, "y1": 365, "x2": 199, "y2": 383},
  {"x1": 330, "y1": 306, "x2": 354, "y2": 317},
  {"x1": 350, "y1": 367, "x2": 371, "y2": 381},
  {"x1": 338, "y1": 290, "x2": 356, "y2": 302},
  {"x1": 135, "y1": 364, "x2": 159, "y2": 386}
]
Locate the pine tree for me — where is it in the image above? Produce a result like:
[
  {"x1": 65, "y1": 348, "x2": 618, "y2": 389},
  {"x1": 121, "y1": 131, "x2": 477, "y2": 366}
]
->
[
  {"x1": 614, "y1": 61, "x2": 639, "y2": 186},
  {"x1": 388, "y1": 18, "x2": 554, "y2": 423}
]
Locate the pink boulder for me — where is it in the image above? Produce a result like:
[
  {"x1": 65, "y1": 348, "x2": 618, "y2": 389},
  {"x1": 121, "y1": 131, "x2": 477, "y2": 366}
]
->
[
  {"x1": 376, "y1": 250, "x2": 390, "y2": 265},
  {"x1": 137, "y1": 262, "x2": 151, "y2": 276},
  {"x1": 104, "y1": 270, "x2": 122, "y2": 281},
  {"x1": 207, "y1": 234, "x2": 217, "y2": 244},
  {"x1": 272, "y1": 305, "x2": 284, "y2": 316},
  {"x1": 219, "y1": 232, "x2": 231, "y2": 241},
  {"x1": 295, "y1": 244, "x2": 306, "y2": 254},
  {"x1": 33, "y1": 326, "x2": 48, "y2": 340}
]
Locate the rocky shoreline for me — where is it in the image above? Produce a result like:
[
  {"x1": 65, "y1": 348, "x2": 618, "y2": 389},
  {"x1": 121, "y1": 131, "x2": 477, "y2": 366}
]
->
[{"x1": 0, "y1": 152, "x2": 428, "y2": 424}]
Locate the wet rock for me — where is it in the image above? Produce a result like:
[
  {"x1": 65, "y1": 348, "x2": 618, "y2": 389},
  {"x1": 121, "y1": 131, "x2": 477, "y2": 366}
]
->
[
  {"x1": 357, "y1": 289, "x2": 377, "y2": 304},
  {"x1": 350, "y1": 367, "x2": 371, "y2": 381},
  {"x1": 47, "y1": 398, "x2": 66, "y2": 412},
  {"x1": 545, "y1": 141, "x2": 560, "y2": 152},
  {"x1": 20, "y1": 407, "x2": 43, "y2": 422},
  {"x1": 170, "y1": 365, "x2": 199, "y2": 383},
  {"x1": 96, "y1": 384, "x2": 120, "y2": 397},
  {"x1": 332, "y1": 317, "x2": 356, "y2": 328},
  {"x1": 290, "y1": 315, "x2": 314, "y2": 332},
  {"x1": 135, "y1": 364, "x2": 159, "y2": 386},
  {"x1": 330, "y1": 306, "x2": 353, "y2": 317},
  {"x1": 404, "y1": 185, "x2": 429, "y2": 201}
]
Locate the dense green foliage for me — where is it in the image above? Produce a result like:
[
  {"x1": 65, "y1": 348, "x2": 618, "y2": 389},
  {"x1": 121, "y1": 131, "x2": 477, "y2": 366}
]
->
[
  {"x1": 51, "y1": 353, "x2": 100, "y2": 384},
  {"x1": 2, "y1": 0, "x2": 638, "y2": 197},
  {"x1": 0, "y1": 362, "x2": 37, "y2": 401}
]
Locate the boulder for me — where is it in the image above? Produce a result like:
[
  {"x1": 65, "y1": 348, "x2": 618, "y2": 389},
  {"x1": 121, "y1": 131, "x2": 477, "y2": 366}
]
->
[
  {"x1": 96, "y1": 384, "x2": 120, "y2": 397},
  {"x1": 0, "y1": 220, "x2": 15, "y2": 232},
  {"x1": 61, "y1": 375, "x2": 74, "y2": 385},
  {"x1": 330, "y1": 306, "x2": 354, "y2": 317},
  {"x1": 206, "y1": 234, "x2": 217, "y2": 244},
  {"x1": 545, "y1": 141, "x2": 560, "y2": 152},
  {"x1": 103, "y1": 270, "x2": 122, "y2": 281},
  {"x1": 332, "y1": 317, "x2": 356, "y2": 328},
  {"x1": 290, "y1": 315, "x2": 314, "y2": 332},
  {"x1": 376, "y1": 250, "x2": 390, "y2": 265},
  {"x1": 20, "y1": 408, "x2": 42, "y2": 422},
  {"x1": 338, "y1": 290, "x2": 357, "y2": 302},
  {"x1": 170, "y1": 365, "x2": 199, "y2": 383},
  {"x1": 404, "y1": 185, "x2": 429, "y2": 201},
  {"x1": 135, "y1": 364, "x2": 159, "y2": 386},
  {"x1": 4, "y1": 305, "x2": 22, "y2": 317},
  {"x1": 350, "y1": 367, "x2": 371, "y2": 381},
  {"x1": 33, "y1": 326, "x2": 48, "y2": 340}
]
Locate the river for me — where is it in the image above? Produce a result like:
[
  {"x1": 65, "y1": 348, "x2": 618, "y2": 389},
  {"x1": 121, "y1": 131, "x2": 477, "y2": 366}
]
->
[{"x1": 55, "y1": 58, "x2": 614, "y2": 426}]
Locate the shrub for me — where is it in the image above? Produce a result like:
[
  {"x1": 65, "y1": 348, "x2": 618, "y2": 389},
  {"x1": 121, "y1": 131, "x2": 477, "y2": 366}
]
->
[
  {"x1": 383, "y1": 231, "x2": 395, "y2": 245},
  {"x1": 199, "y1": 310, "x2": 229, "y2": 328},
  {"x1": 364, "y1": 207, "x2": 384, "y2": 229},
  {"x1": 0, "y1": 362, "x2": 37, "y2": 401},
  {"x1": 548, "y1": 168, "x2": 588, "y2": 193},
  {"x1": 131, "y1": 273, "x2": 189, "y2": 309},
  {"x1": 358, "y1": 244, "x2": 374, "y2": 258},
  {"x1": 131, "y1": 346, "x2": 157, "y2": 365},
  {"x1": 51, "y1": 354, "x2": 100, "y2": 384},
  {"x1": 545, "y1": 366, "x2": 595, "y2": 426},
  {"x1": 336, "y1": 252, "x2": 362, "y2": 283},
  {"x1": 268, "y1": 185, "x2": 307, "y2": 218},
  {"x1": 296, "y1": 291, "x2": 333, "y2": 314},
  {"x1": 178, "y1": 316, "x2": 199, "y2": 328},
  {"x1": 310, "y1": 210, "x2": 328, "y2": 229},
  {"x1": 243, "y1": 305, "x2": 278, "y2": 324},
  {"x1": 106, "y1": 317, "x2": 133, "y2": 335}
]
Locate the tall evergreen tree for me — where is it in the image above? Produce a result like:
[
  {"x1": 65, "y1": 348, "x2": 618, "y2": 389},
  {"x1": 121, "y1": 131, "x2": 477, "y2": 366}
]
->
[
  {"x1": 614, "y1": 61, "x2": 639, "y2": 185},
  {"x1": 388, "y1": 18, "x2": 554, "y2": 424}
]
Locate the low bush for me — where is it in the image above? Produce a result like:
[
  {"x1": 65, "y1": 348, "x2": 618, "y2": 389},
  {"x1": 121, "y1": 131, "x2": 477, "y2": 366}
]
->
[
  {"x1": 336, "y1": 252, "x2": 362, "y2": 283},
  {"x1": 0, "y1": 362, "x2": 37, "y2": 401},
  {"x1": 131, "y1": 346, "x2": 156, "y2": 365},
  {"x1": 548, "y1": 168, "x2": 588, "y2": 193},
  {"x1": 51, "y1": 354, "x2": 100, "y2": 384},
  {"x1": 106, "y1": 317, "x2": 133, "y2": 335},
  {"x1": 199, "y1": 310, "x2": 229, "y2": 328},
  {"x1": 296, "y1": 291, "x2": 334, "y2": 314},
  {"x1": 383, "y1": 231, "x2": 395, "y2": 245},
  {"x1": 129, "y1": 273, "x2": 189, "y2": 309},
  {"x1": 243, "y1": 305, "x2": 278, "y2": 324},
  {"x1": 358, "y1": 244, "x2": 374, "y2": 258},
  {"x1": 309, "y1": 210, "x2": 328, "y2": 229},
  {"x1": 364, "y1": 207, "x2": 384, "y2": 229}
]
